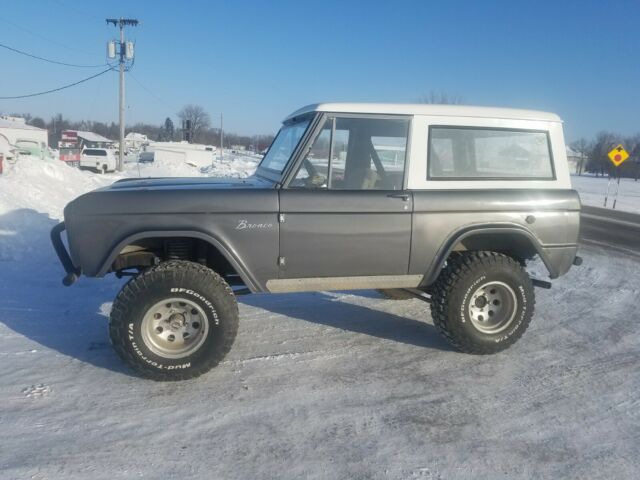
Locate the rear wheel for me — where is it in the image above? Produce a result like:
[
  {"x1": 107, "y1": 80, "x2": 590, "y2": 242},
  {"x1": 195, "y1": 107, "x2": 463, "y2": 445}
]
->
[
  {"x1": 430, "y1": 251, "x2": 534, "y2": 354},
  {"x1": 109, "y1": 260, "x2": 238, "y2": 380}
]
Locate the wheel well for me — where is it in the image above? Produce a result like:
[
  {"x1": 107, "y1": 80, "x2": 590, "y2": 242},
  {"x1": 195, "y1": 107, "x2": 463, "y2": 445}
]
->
[
  {"x1": 111, "y1": 236, "x2": 242, "y2": 284},
  {"x1": 453, "y1": 232, "x2": 538, "y2": 265},
  {"x1": 423, "y1": 230, "x2": 545, "y2": 288}
]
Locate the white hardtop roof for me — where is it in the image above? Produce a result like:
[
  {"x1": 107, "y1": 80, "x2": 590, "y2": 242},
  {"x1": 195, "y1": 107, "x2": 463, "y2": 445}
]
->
[{"x1": 285, "y1": 103, "x2": 562, "y2": 123}]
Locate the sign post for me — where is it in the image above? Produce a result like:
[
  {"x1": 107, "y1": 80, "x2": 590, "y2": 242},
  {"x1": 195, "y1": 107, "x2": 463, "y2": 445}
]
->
[{"x1": 604, "y1": 144, "x2": 629, "y2": 209}]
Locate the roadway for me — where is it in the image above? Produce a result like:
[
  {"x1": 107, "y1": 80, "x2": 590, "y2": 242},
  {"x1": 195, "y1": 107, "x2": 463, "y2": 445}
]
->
[{"x1": 580, "y1": 205, "x2": 640, "y2": 255}]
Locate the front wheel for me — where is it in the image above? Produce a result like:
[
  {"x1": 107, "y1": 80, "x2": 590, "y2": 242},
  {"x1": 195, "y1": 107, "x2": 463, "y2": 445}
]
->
[
  {"x1": 430, "y1": 251, "x2": 535, "y2": 354},
  {"x1": 109, "y1": 260, "x2": 238, "y2": 380}
]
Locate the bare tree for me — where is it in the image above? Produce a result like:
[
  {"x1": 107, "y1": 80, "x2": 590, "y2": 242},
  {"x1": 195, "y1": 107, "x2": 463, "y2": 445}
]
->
[
  {"x1": 419, "y1": 91, "x2": 465, "y2": 105},
  {"x1": 587, "y1": 131, "x2": 619, "y2": 177},
  {"x1": 177, "y1": 104, "x2": 211, "y2": 143},
  {"x1": 28, "y1": 117, "x2": 46, "y2": 129},
  {"x1": 570, "y1": 138, "x2": 590, "y2": 175},
  {"x1": 623, "y1": 133, "x2": 640, "y2": 181}
]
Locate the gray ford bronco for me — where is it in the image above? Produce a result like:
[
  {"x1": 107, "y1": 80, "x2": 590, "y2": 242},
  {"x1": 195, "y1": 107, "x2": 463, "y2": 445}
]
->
[{"x1": 52, "y1": 103, "x2": 582, "y2": 380}]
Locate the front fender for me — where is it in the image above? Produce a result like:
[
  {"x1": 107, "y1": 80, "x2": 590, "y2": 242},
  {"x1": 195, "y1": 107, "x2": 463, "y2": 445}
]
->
[{"x1": 63, "y1": 188, "x2": 280, "y2": 292}]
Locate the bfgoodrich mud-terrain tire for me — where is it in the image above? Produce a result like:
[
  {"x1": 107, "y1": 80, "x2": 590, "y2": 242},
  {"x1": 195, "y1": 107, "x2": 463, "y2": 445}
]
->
[
  {"x1": 430, "y1": 251, "x2": 534, "y2": 354},
  {"x1": 109, "y1": 260, "x2": 238, "y2": 381}
]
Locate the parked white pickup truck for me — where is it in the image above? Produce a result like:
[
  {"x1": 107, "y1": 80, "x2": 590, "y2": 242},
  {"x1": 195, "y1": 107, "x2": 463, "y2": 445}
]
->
[{"x1": 80, "y1": 148, "x2": 116, "y2": 173}]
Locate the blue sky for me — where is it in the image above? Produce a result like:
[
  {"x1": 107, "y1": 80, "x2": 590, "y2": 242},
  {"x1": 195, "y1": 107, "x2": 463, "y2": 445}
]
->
[{"x1": 0, "y1": 0, "x2": 638, "y2": 141}]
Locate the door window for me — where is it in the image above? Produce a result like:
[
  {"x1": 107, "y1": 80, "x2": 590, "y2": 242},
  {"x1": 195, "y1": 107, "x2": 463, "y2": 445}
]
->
[
  {"x1": 291, "y1": 119, "x2": 331, "y2": 188},
  {"x1": 291, "y1": 116, "x2": 409, "y2": 190}
]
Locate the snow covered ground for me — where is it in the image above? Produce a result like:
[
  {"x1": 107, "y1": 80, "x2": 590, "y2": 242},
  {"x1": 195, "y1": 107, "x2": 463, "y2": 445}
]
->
[
  {"x1": 1, "y1": 156, "x2": 639, "y2": 479},
  {"x1": 571, "y1": 174, "x2": 640, "y2": 213}
]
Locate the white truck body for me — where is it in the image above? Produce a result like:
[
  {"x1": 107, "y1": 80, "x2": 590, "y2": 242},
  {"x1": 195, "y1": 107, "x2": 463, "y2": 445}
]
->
[{"x1": 80, "y1": 148, "x2": 117, "y2": 173}]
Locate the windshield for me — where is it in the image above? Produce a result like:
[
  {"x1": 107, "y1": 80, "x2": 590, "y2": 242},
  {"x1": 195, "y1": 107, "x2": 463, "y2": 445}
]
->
[
  {"x1": 83, "y1": 149, "x2": 107, "y2": 156},
  {"x1": 258, "y1": 118, "x2": 311, "y2": 174}
]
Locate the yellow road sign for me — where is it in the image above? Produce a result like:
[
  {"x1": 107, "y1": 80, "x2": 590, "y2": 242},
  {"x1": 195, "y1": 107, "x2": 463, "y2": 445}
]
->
[{"x1": 608, "y1": 144, "x2": 629, "y2": 167}]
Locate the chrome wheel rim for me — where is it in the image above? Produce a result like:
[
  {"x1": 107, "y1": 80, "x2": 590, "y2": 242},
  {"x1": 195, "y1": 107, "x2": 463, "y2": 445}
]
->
[
  {"x1": 468, "y1": 281, "x2": 517, "y2": 334},
  {"x1": 141, "y1": 298, "x2": 209, "y2": 359}
]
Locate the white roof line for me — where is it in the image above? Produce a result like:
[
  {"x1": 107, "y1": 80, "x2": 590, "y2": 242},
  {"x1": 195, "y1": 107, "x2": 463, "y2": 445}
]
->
[
  {"x1": 0, "y1": 119, "x2": 47, "y2": 131},
  {"x1": 76, "y1": 131, "x2": 114, "y2": 143},
  {"x1": 284, "y1": 103, "x2": 562, "y2": 123}
]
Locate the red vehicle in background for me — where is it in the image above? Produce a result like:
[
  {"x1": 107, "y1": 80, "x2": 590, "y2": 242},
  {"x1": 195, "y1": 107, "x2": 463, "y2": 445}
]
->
[{"x1": 58, "y1": 130, "x2": 81, "y2": 167}]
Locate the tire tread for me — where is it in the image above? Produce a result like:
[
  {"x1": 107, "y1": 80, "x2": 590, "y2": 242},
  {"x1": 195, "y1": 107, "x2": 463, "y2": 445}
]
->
[
  {"x1": 109, "y1": 260, "x2": 238, "y2": 381},
  {"x1": 430, "y1": 251, "x2": 535, "y2": 354}
]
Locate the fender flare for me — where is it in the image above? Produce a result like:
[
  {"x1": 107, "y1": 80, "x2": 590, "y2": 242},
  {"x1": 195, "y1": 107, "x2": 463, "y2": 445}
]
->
[
  {"x1": 96, "y1": 229, "x2": 260, "y2": 292},
  {"x1": 421, "y1": 223, "x2": 558, "y2": 286}
]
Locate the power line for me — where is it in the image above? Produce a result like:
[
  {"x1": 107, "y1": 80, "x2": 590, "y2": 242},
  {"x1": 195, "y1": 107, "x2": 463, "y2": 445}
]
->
[
  {"x1": 0, "y1": 68, "x2": 112, "y2": 99},
  {"x1": 0, "y1": 42, "x2": 108, "y2": 68},
  {"x1": 0, "y1": 15, "x2": 95, "y2": 56},
  {"x1": 128, "y1": 71, "x2": 178, "y2": 112}
]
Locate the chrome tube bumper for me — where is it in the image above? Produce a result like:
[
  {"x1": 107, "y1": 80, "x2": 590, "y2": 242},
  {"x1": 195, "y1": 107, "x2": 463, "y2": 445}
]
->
[{"x1": 50, "y1": 222, "x2": 80, "y2": 286}]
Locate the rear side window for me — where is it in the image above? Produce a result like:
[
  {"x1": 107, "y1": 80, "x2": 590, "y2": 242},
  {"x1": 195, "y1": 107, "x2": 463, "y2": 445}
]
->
[
  {"x1": 83, "y1": 149, "x2": 107, "y2": 156},
  {"x1": 428, "y1": 126, "x2": 554, "y2": 180}
]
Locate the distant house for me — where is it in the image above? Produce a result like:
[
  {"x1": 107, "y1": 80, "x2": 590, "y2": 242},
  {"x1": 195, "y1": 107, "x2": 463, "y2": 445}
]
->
[
  {"x1": 0, "y1": 116, "x2": 48, "y2": 160},
  {"x1": 125, "y1": 132, "x2": 149, "y2": 152},
  {"x1": 58, "y1": 130, "x2": 114, "y2": 165}
]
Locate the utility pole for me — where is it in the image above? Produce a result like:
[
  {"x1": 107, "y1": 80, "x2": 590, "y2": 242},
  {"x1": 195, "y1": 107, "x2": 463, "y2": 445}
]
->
[{"x1": 106, "y1": 18, "x2": 139, "y2": 171}]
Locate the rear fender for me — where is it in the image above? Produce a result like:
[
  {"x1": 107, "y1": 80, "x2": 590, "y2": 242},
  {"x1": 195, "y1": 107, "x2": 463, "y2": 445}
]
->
[{"x1": 422, "y1": 224, "x2": 563, "y2": 286}]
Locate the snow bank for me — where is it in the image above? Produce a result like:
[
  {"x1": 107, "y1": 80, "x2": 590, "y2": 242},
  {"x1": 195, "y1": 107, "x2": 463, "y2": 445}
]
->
[
  {"x1": 572, "y1": 174, "x2": 640, "y2": 213},
  {"x1": 127, "y1": 153, "x2": 258, "y2": 179},
  {"x1": 0, "y1": 156, "x2": 113, "y2": 221},
  {"x1": 0, "y1": 157, "x2": 114, "y2": 262},
  {"x1": 0, "y1": 153, "x2": 259, "y2": 218},
  {"x1": 0, "y1": 153, "x2": 259, "y2": 262}
]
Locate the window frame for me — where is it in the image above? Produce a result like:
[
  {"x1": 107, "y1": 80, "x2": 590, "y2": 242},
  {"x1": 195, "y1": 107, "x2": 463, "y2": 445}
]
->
[
  {"x1": 83, "y1": 149, "x2": 108, "y2": 157},
  {"x1": 255, "y1": 113, "x2": 317, "y2": 184},
  {"x1": 426, "y1": 125, "x2": 556, "y2": 182},
  {"x1": 282, "y1": 112, "x2": 413, "y2": 190}
]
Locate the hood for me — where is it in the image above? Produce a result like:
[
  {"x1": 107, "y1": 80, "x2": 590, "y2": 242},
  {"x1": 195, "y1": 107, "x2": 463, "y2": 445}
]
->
[{"x1": 104, "y1": 175, "x2": 274, "y2": 191}]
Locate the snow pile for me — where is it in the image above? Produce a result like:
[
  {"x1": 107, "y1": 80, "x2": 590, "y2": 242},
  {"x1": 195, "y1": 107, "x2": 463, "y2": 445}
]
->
[
  {"x1": 0, "y1": 154, "x2": 259, "y2": 262},
  {"x1": 127, "y1": 153, "x2": 258, "y2": 179},
  {"x1": 199, "y1": 154, "x2": 259, "y2": 178},
  {"x1": 0, "y1": 157, "x2": 114, "y2": 262},
  {"x1": 572, "y1": 174, "x2": 640, "y2": 213},
  {"x1": 0, "y1": 156, "x2": 114, "y2": 220}
]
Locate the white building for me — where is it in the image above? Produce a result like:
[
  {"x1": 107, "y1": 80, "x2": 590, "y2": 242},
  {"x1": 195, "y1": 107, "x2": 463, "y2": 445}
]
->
[
  {"x1": 0, "y1": 116, "x2": 48, "y2": 160},
  {"x1": 125, "y1": 132, "x2": 149, "y2": 152},
  {"x1": 75, "y1": 131, "x2": 114, "y2": 148},
  {"x1": 566, "y1": 146, "x2": 586, "y2": 174},
  {"x1": 146, "y1": 141, "x2": 216, "y2": 167}
]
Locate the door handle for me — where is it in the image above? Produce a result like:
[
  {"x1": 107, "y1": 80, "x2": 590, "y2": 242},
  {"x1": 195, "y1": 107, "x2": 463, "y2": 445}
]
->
[{"x1": 387, "y1": 193, "x2": 410, "y2": 201}]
